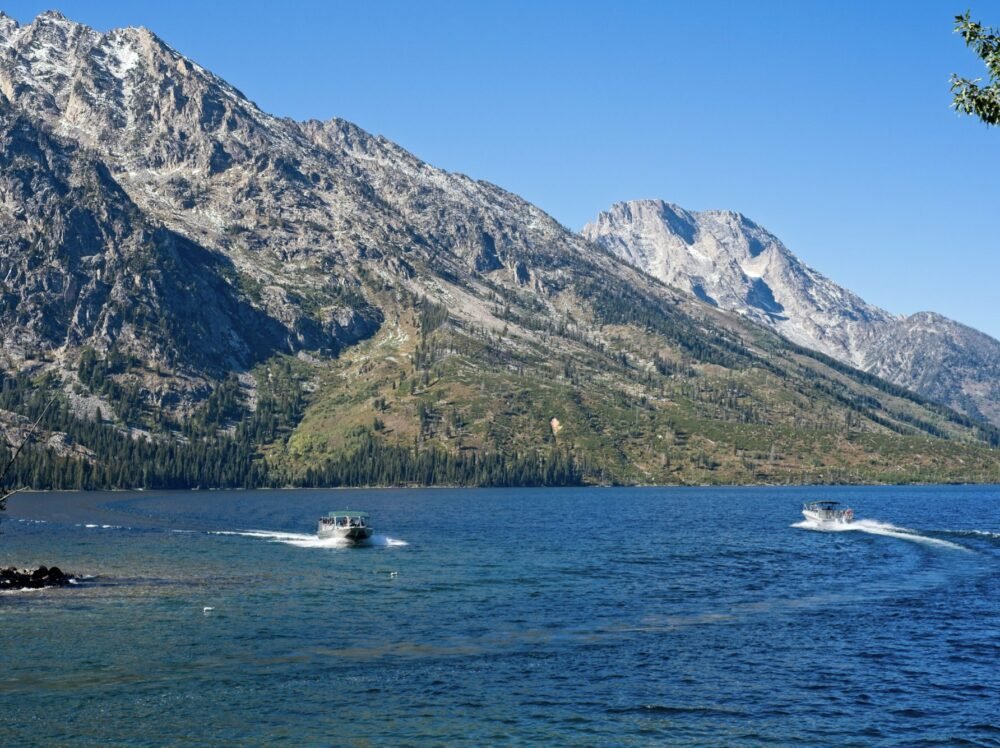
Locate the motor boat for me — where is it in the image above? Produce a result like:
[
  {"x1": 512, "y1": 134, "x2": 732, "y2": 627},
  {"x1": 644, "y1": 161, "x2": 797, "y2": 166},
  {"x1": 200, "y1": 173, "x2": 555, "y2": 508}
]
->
[
  {"x1": 802, "y1": 500, "x2": 854, "y2": 524},
  {"x1": 317, "y1": 510, "x2": 373, "y2": 542}
]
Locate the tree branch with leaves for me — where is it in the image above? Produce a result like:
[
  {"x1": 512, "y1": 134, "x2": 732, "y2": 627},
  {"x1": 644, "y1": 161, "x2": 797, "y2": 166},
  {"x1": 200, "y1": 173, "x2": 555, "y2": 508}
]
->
[
  {"x1": 951, "y1": 11, "x2": 1000, "y2": 125},
  {"x1": 0, "y1": 397, "x2": 56, "y2": 514}
]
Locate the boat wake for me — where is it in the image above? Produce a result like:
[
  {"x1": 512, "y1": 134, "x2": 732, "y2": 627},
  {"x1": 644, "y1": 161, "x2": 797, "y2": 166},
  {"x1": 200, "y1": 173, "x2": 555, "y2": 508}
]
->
[
  {"x1": 942, "y1": 529, "x2": 1000, "y2": 542},
  {"x1": 211, "y1": 530, "x2": 408, "y2": 549},
  {"x1": 793, "y1": 518, "x2": 967, "y2": 551}
]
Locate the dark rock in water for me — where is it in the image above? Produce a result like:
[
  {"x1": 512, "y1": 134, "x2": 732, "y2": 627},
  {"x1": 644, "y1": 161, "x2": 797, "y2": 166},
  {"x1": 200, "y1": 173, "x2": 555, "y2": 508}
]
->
[{"x1": 0, "y1": 565, "x2": 79, "y2": 591}]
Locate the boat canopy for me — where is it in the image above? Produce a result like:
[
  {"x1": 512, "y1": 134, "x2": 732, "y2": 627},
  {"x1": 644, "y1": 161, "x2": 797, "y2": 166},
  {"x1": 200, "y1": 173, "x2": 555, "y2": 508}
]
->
[
  {"x1": 326, "y1": 510, "x2": 369, "y2": 518},
  {"x1": 803, "y1": 501, "x2": 842, "y2": 509}
]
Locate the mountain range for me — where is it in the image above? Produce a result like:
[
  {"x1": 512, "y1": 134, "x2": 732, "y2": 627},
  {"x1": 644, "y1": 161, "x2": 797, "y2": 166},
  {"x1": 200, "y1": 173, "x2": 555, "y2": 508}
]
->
[
  {"x1": 583, "y1": 200, "x2": 1000, "y2": 426},
  {"x1": 0, "y1": 10, "x2": 997, "y2": 490}
]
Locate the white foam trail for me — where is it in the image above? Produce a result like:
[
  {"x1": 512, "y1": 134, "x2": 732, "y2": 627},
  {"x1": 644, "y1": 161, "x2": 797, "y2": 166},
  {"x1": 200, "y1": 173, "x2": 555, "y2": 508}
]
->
[
  {"x1": 956, "y1": 529, "x2": 1000, "y2": 540},
  {"x1": 793, "y1": 518, "x2": 967, "y2": 551},
  {"x1": 212, "y1": 530, "x2": 407, "y2": 549},
  {"x1": 212, "y1": 529, "x2": 349, "y2": 548},
  {"x1": 373, "y1": 535, "x2": 409, "y2": 547}
]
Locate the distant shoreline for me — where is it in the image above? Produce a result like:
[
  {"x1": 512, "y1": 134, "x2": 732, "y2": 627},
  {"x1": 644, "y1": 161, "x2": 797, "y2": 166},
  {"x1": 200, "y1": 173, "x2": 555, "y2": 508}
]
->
[{"x1": 6, "y1": 479, "x2": 999, "y2": 494}]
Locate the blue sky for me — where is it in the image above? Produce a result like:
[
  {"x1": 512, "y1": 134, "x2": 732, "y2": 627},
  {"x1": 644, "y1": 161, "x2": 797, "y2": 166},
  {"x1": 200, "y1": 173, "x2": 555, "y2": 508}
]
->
[{"x1": 8, "y1": 1, "x2": 1000, "y2": 338}]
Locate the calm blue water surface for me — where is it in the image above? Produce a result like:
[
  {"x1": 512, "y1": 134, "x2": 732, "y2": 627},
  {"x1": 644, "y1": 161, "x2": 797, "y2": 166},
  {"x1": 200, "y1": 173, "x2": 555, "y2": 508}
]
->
[{"x1": 1, "y1": 485, "x2": 998, "y2": 746}]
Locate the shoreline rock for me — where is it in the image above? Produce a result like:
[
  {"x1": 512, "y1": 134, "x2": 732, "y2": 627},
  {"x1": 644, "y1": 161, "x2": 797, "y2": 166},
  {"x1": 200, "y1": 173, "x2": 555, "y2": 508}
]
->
[{"x1": 1, "y1": 565, "x2": 78, "y2": 591}]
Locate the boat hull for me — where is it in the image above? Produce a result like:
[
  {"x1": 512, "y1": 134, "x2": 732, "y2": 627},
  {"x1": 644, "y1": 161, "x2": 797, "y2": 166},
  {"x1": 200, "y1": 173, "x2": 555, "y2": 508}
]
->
[
  {"x1": 316, "y1": 525, "x2": 374, "y2": 542},
  {"x1": 802, "y1": 509, "x2": 851, "y2": 524}
]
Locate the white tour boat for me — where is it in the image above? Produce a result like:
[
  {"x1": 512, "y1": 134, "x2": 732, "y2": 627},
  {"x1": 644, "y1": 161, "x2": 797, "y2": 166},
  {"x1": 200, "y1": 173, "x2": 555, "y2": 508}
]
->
[
  {"x1": 317, "y1": 510, "x2": 374, "y2": 542},
  {"x1": 802, "y1": 500, "x2": 854, "y2": 524}
]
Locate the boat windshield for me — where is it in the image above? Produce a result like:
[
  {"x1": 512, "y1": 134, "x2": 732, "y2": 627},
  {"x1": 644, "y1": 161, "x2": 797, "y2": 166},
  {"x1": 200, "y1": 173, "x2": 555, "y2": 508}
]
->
[{"x1": 324, "y1": 511, "x2": 369, "y2": 526}]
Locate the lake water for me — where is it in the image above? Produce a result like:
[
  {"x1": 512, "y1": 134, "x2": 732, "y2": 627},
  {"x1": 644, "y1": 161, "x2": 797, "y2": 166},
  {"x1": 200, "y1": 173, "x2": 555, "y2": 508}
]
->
[{"x1": 1, "y1": 485, "x2": 998, "y2": 746}]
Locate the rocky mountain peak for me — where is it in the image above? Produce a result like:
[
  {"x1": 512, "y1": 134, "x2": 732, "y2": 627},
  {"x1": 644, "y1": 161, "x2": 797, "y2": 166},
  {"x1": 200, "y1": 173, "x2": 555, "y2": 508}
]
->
[
  {"x1": 0, "y1": 11, "x2": 18, "y2": 38},
  {"x1": 584, "y1": 198, "x2": 1000, "y2": 425},
  {"x1": 1, "y1": 10, "x2": 98, "y2": 56},
  {"x1": 0, "y1": 11, "x2": 275, "y2": 176},
  {"x1": 0, "y1": 11, "x2": 612, "y2": 385},
  {"x1": 584, "y1": 198, "x2": 888, "y2": 364},
  {"x1": 35, "y1": 9, "x2": 70, "y2": 21}
]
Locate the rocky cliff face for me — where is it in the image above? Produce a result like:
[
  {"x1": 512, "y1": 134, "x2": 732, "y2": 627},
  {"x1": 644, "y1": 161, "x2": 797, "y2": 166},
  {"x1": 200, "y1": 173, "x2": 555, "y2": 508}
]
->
[
  {"x1": 0, "y1": 11, "x2": 602, "y2": 354},
  {"x1": 583, "y1": 199, "x2": 1000, "y2": 425},
  {"x1": 0, "y1": 101, "x2": 292, "y2": 374},
  {"x1": 865, "y1": 312, "x2": 1000, "y2": 427},
  {"x1": 0, "y1": 11, "x2": 655, "y2": 412}
]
